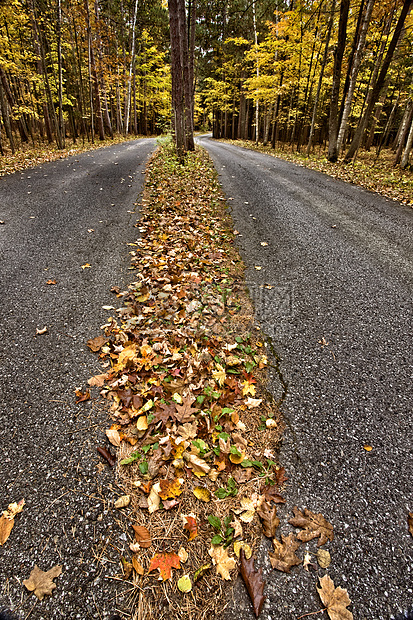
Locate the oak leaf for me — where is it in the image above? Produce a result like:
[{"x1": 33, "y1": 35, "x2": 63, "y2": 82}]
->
[
  {"x1": 317, "y1": 574, "x2": 353, "y2": 620},
  {"x1": 175, "y1": 395, "x2": 198, "y2": 422},
  {"x1": 268, "y1": 533, "x2": 302, "y2": 573},
  {"x1": 148, "y1": 552, "x2": 181, "y2": 580},
  {"x1": 289, "y1": 506, "x2": 334, "y2": 547},
  {"x1": 208, "y1": 545, "x2": 236, "y2": 580},
  {"x1": 23, "y1": 565, "x2": 62, "y2": 600},
  {"x1": 275, "y1": 467, "x2": 288, "y2": 488},
  {"x1": 240, "y1": 548, "x2": 265, "y2": 618},
  {"x1": 257, "y1": 501, "x2": 280, "y2": 538}
]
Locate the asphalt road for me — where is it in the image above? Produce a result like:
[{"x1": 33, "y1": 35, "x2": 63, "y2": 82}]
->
[
  {"x1": 198, "y1": 136, "x2": 413, "y2": 620},
  {"x1": 0, "y1": 138, "x2": 155, "y2": 619}
]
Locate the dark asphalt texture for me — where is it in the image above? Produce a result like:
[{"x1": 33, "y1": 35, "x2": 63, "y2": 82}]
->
[
  {"x1": 0, "y1": 138, "x2": 155, "y2": 619},
  {"x1": 198, "y1": 136, "x2": 413, "y2": 620}
]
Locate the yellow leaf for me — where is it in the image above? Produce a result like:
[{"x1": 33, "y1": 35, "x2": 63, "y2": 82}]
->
[
  {"x1": 81, "y1": 263, "x2": 91, "y2": 269},
  {"x1": 158, "y1": 478, "x2": 183, "y2": 500},
  {"x1": 363, "y1": 444, "x2": 373, "y2": 451},
  {"x1": 193, "y1": 487, "x2": 211, "y2": 502},
  {"x1": 234, "y1": 541, "x2": 252, "y2": 559},
  {"x1": 178, "y1": 575, "x2": 192, "y2": 593},
  {"x1": 132, "y1": 556, "x2": 145, "y2": 575},
  {"x1": 212, "y1": 364, "x2": 226, "y2": 387},
  {"x1": 136, "y1": 416, "x2": 148, "y2": 431},
  {"x1": 148, "y1": 483, "x2": 161, "y2": 514},
  {"x1": 242, "y1": 380, "x2": 256, "y2": 396}
]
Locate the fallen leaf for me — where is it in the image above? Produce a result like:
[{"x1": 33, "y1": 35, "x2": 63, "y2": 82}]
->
[
  {"x1": 81, "y1": 263, "x2": 91, "y2": 269},
  {"x1": 262, "y1": 487, "x2": 285, "y2": 504},
  {"x1": 115, "y1": 495, "x2": 130, "y2": 509},
  {"x1": 0, "y1": 499, "x2": 24, "y2": 546},
  {"x1": 234, "y1": 541, "x2": 252, "y2": 559},
  {"x1": 317, "y1": 548, "x2": 331, "y2": 568},
  {"x1": 268, "y1": 533, "x2": 302, "y2": 573},
  {"x1": 257, "y1": 501, "x2": 280, "y2": 538},
  {"x1": 260, "y1": 242, "x2": 268, "y2": 246},
  {"x1": 184, "y1": 515, "x2": 198, "y2": 541},
  {"x1": 245, "y1": 397, "x2": 262, "y2": 408},
  {"x1": 212, "y1": 364, "x2": 226, "y2": 387},
  {"x1": 275, "y1": 467, "x2": 288, "y2": 488},
  {"x1": 132, "y1": 525, "x2": 152, "y2": 548},
  {"x1": 147, "y1": 483, "x2": 161, "y2": 514},
  {"x1": 136, "y1": 415, "x2": 148, "y2": 431},
  {"x1": 187, "y1": 453, "x2": 211, "y2": 475},
  {"x1": 208, "y1": 545, "x2": 236, "y2": 580},
  {"x1": 317, "y1": 574, "x2": 353, "y2": 620},
  {"x1": 88, "y1": 373, "x2": 108, "y2": 387},
  {"x1": 409, "y1": 512, "x2": 413, "y2": 537},
  {"x1": 240, "y1": 548, "x2": 265, "y2": 618},
  {"x1": 75, "y1": 389, "x2": 90, "y2": 403},
  {"x1": 97, "y1": 446, "x2": 116, "y2": 467},
  {"x1": 121, "y1": 557, "x2": 133, "y2": 579},
  {"x1": 158, "y1": 478, "x2": 183, "y2": 500},
  {"x1": 46, "y1": 279, "x2": 57, "y2": 285},
  {"x1": 86, "y1": 335, "x2": 107, "y2": 352},
  {"x1": 35, "y1": 326, "x2": 48, "y2": 335},
  {"x1": 175, "y1": 395, "x2": 198, "y2": 422},
  {"x1": 363, "y1": 444, "x2": 373, "y2": 451},
  {"x1": 194, "y1": 563, "x2": 211, "y2": 582},
  {"x1": 254, "y1": 266, "x2": 262, "y2": 270},
  {"x1": 289, "y1": 506, "x2": 334, "y2": 547},
  {"x1": 193, "y1": 487, "x2": 211, "y2": 502},
  {"x1": 303, "y1": 552, "x2": 312, "y2": 571},
  {"x1": 23, "y1": 565, "x2": 62, "y2": 600},
  {"x1": 230, "y1": 516, "x2": 243, "y2": 538},
  {"x1": 178, "y1": 547, "x2": 188, "y2": 563},
  {"x1": 177, "y1": 574, "x2": 192, "y2": 593},
  {"x1": 106, "y1": 428, "x2": 121, "y2": 447},
  {"x1": 132, "y1": 556, "x2": 145, "y2": 575},
  {"x1": 148, "y1": 552, "x2": 181, "y2": 581}
]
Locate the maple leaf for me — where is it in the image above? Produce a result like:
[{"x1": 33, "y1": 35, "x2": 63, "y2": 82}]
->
[
  {"x1": 208, "y1": 545, "x2": 237, "y2": 580},
  {"x1": 154, "y1": 402, "x2": 177, "y2": 425},
  {"x1": 289, "y1": 506, "x2": 334, "y2": 547},
  {"x1": 257, "y1": 501, "x2": 280, "y2": 538},
  {"x1": 242, "y1": 380, "x2": 256, "y2": 396},
  {"x1": 158, "y1": 478, "x2": 183, "y2": 500},
  {"x1": 175, "y1": 395, "x2": 198, "y2": 422},
  {"x1": 317, "y1": 575, "x2": 353, "y2": 620},
  {"x1": 148, "y1": 552, "x2": 181, "y2": 580},
  {"x1": 132, "y1": 525, "x2": 152, "y2": 548},
  {"x1": 240, "y1": 549, "x2": 265, "y2": 618},
  {"x1": 23, "y1": 565, "x2": 62, "y2": 600},
  {"x1": 268, "y1": 533, "x2": 302, "y2": 573},
  {"x1": 184, "y1": 515, "x2": 198, "y2": 540}
]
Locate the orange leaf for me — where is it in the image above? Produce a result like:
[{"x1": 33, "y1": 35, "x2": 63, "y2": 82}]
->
[
  {"x1": 148, "y1": 552, "x2": 181, "y2": 580},
  {"x1": 75, "y1": 389, "x2": 90, "y2": 403},
  {"x1": 158, "y1": 478, "x2": 183, "y2": 500},
  {"x1": 184, "y1": 516, "x2": 198, "y2": 541}
]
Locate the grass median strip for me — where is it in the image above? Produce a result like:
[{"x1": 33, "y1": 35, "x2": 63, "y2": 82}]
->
[{"x1": 86, "y1": 140, "x2": 284, "y2": 619}]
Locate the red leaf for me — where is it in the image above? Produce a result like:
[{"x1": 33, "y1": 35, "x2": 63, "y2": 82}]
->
[
  {"x1": 184, "y1": 516, "x2": 198, "y2": 541},
  {"x1": 148, "y1": 552, "x2": 181, "y2": 580}
]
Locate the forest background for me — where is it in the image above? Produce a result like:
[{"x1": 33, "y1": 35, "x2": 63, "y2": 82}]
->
[{"x1": 0, "y1": 0, "x2": 413, "y2": 171}]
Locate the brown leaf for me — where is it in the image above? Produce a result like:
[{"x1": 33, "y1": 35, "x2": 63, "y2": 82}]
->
[
  {"x1": 175, "y1": 395, "x2": 198, "y2": 422},
  {"x1": 262, "y1": 486, "x2": 286, "y2": 504},
  {"x1": 23, "y1": 565, "x2": 62, "y2": 600},
  {"x1": 208, "y1": 545, "x2": 237, "y2": 580},
  {"x1": 132, "y1": 556, "x2": 145, "y2": 575},
  {"x1": 75, "y1": 389, "x2": 90, "y2": 403},
  {"x1": 148, "y1": 552, "x2": 181, "y2": 580},
  {"x1": 275, "y1": 467, "x2": 288, "y2": 488},
  {"x1": 257, "y1": 501, "x2": 280, "y2": 538},
  {"x1": 132, "y1": 525, "x2": 152, "y2": 548},
  {"x1": 154, "y1": 402, "x2": 177, "y2": 424},
  {"x1": 88, "y1": 373, "x2": 108, "y2": 387},
  {"x1": 0, "y1": 516, "x2": 14, "y2": 546},
  {"x1": 268, "y1": 533, "x2": 302, "y2": 573},
  {"x1": 289, "y1": 506, "x2": 334, "y2": 547},
  {"x1": 86, "y1": 335, "x2": 107, "y2": 352},
  {"x1": 97, "y1": 446, "x2": 116, "y2": 467},
  {"x1": 408, "y1": 512, "x2": 413, "y2": 538},
  {"x1": 46, "y1": 279, "x2": 57, "y2": 285},
  {"x1": 240, "y1": 548, "x2": 265, "y2": 618},
  {"x1": 317, "y1": 574, "x2": 353, "y2": 620}
]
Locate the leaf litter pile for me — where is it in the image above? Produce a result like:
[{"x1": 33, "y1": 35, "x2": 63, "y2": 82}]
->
[{"x1": 84, "y1": 143, "x2": 353, "y2": 619}]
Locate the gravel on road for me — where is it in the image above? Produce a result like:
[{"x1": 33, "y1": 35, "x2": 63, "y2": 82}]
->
[
  {"x1": 198, "y1": 136, "x2": 413, "y2": 620},
  {"x1": 0, "y1": 138, "x2": 155, "y2": 619}
]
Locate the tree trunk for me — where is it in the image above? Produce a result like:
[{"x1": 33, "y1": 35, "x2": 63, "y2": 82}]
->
[
  {"x1": 177, "y1": 0, "x2": 194, "y2": 150},
  {"x1": 328, "y1": 0, "x2": 350, "y2": 162},
  {"x1": 344, "y1": 0, "x2": 412, "y2": 163},
  {"x1": 168, "y1": 0, "x2": 185, "y2": 158},
  {"x1": 400, "y1": 120, "x2": 413, "y2": 168},
  {"x1": 393, "y1": 99, "x2": 413, "y2": 165},
  {"x1": 336, "y1": 0, "x2": 375, "y2": 153},
  {"x1": 0, "y1": 79, "x2": 15, "y2": 153}
]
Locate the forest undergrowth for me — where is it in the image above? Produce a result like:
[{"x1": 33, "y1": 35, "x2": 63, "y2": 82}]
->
[{"x1": 221, "y1": 139, "x2": 413, "y2": 207}]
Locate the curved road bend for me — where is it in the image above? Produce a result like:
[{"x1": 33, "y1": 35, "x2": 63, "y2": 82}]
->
[
  {"x1": 198, "y1": 136, "x2": 413, "y2": 620},
  {"x1": 0, "y1": 138, "x2": 155, "y2": 619}
]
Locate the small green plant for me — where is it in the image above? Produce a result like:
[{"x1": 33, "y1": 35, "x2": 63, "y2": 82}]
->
[
  {"x1": 208, "y1": 514, "x2": 234, "y2": 547},
  {"x1": 215, "y1": 476, "x2": 238, "y2": 499}
]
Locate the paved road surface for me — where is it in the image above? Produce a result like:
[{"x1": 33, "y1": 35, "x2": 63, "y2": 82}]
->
[
  {"x1": 0, "y1": 139, "x2": 155, "y2": 619},
  {"x1": 199, "y1": 136, "x2": 413, "y2": 620}
]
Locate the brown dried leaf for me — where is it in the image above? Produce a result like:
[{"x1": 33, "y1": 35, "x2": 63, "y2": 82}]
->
[
  {"x1": 0, "y1": 516, "x2": 14, "y2": 546},
  {"x1": 240, "y1": 548, "x2": 265, "y2": 618},
  {"x1": 262, "y1": 486, "x2": 286, "y2": 504},
  {"x1": 275, "y1": 467, "x2": 288, "y2": 488},
  {"x1": 106, "y1": 428, "x2": 121, "y2": 447},
  {"x1": 175, "y1": 395, "x2": 198, "y2": 422},
  {"x1": 75, "y1": 389, "x2": 90, "y2": 403},
  {"x1": 132, "y1": 525, "x2": 152, "y2": 548},
  {"x1": 88, "y1": 373, "x2": 108, "y2": 387},
  {"x1": 23, "y1": 565, "x2": 62, "y2": 600},
  {"x1": 317, "y1": 574, "x2": 353, "y2": 620},
  {"x1": 257, "y1": 501, "x2": 280, "y2": 538},
  {"x1": 208, "y1": 545, "x2": 237, "y2": 580},
  {"x1": 86, "y1": 335, "x2": 107, "y2": 352},
  {"x1": 408, "y1": 512, "x2": 413, "y2": 538},
  {"x1": 268, "y1": 533, "x2": 302, "y2": 573},
  {"x1": 289, "y1": 506, "x2": 334, "y2": 547},
  {"x1": 132, "y1": 556, "x2": 145, "y2": 575}
]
